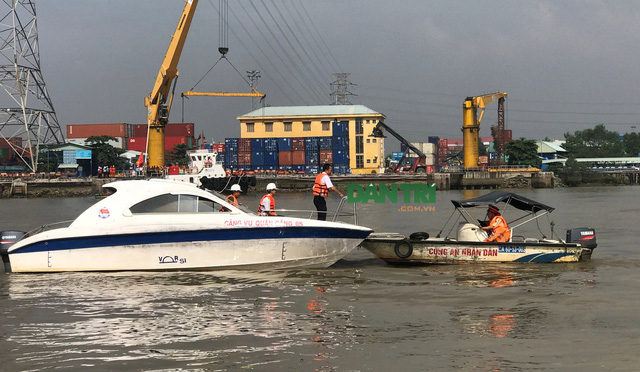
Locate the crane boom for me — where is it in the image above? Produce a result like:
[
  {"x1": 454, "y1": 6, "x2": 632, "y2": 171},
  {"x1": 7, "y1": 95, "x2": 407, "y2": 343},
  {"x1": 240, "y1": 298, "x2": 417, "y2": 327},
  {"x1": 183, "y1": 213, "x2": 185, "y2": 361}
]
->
[
  {"x1": 144, "y1": 0, "x2": 198, "y2": 169},
  {"x1": 371, "y1": 121, "x2": 427, "y2": 173},
  {"x1": 182, "y1": 86, "x2": 265, "y2": 98},
  {"x1": 462, "y1": 92, "x2": 507, "y2": 168}
]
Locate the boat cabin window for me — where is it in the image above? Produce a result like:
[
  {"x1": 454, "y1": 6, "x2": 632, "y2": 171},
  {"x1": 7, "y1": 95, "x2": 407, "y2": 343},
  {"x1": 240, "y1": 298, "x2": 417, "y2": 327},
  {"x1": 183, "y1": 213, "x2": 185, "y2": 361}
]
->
[{"x1": 129, "y1": 194, "x2": 223, "y2": 214}]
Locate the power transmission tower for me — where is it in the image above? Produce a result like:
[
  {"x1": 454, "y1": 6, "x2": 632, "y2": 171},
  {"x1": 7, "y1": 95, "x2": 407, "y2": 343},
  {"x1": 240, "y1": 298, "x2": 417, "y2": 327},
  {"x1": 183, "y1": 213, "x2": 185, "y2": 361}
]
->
[
  {"x1": 247, "y1": 70, "x2": 261, "y2": 110},
  {"x1": 330, "y1": 73, "x2": 356, "y2": 105},
  {"x1": 0, "y1": 1, "x2": 64, "y2": 172}
]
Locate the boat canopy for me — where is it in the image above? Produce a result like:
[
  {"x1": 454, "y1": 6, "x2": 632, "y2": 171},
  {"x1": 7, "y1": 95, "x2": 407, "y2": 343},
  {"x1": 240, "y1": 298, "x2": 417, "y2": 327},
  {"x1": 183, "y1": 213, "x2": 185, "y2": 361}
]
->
[{"x1": 451, "y1": 191, "x2": 554, "y2": 213}]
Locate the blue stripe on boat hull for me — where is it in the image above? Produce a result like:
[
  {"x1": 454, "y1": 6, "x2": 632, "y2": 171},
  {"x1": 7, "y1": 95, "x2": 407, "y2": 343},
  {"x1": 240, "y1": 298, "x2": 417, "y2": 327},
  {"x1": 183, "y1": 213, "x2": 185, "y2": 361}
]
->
[
  {"x1": 513, "y1": 252, "x2": 576, "y2": 263},
  {"x1": 12, "y1": 227, "x2": 371, "y2": 254}
]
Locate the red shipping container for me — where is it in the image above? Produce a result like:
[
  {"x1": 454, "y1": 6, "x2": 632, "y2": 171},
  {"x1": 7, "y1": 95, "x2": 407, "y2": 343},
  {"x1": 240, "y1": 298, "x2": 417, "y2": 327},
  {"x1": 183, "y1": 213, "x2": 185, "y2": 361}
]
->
[
  {"x1": 426, "y1": 165, "x2": 434, "y2": 174},
  {"x1": 292, "y1": 150, "x2": 305, "y2": 165},
  {"x1": 238, "y1": 151, "x2": 252, "y2": 165},
  {"x1": 504, "y1": 130, "x2": 513, "y2": 142},
  {"x1": 127, "y1": 137, "x2": 147, "y2": 152},
  {"x1": 165, "y1": 136, "x2": 188, "y2": 152},
  {"x1": 319, "y1": 150, "x2": 333, "y2": 164},
  {"x1": 238, "y1": 138, "x2": 252, "y2": 152},
  {"x1": 132, "y1": 124, "x2": 147, "y2": 138},
  {"x1": 279, "y1": 151, "x2": 292, "y2": 165},
  {"x1": 211, "y1": 144, "x2": 225, "y2": 153},
  {"x1": 0, "y1": 137, "x2": 22, "y2": 147},
  {"x1": 292, "y1": 137, "x2": 305, "y2": 151},
  {"x1": 67, "y1": 123, "x2": 126, "y2": 138},
  {"x1": 166, "y1": 123, "x2": 194, "y2": 137}
]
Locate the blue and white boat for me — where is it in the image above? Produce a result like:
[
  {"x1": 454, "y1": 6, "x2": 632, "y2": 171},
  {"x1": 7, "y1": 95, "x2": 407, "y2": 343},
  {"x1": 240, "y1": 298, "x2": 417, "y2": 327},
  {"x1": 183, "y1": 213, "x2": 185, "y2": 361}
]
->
[
  {"x1": 362, "y1": 191, "x2": 597, "y2": 264},
  {"x1": 1, "y1": 179, "x2": 371, "y2": 272}
]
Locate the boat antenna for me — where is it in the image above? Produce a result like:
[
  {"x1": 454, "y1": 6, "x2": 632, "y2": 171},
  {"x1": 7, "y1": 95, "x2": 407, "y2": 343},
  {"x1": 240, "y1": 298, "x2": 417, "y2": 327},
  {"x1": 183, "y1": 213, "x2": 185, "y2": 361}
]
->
[{"x1": 436, "y1": 209, "x2": 459, "y2": 238}]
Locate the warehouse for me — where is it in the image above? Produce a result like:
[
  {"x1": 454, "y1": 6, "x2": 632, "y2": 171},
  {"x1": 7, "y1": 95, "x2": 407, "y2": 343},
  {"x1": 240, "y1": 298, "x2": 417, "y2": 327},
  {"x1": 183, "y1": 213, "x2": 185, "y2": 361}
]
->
[{"x1": 236, "y1": 105, "x2": 386, "y2": 174}]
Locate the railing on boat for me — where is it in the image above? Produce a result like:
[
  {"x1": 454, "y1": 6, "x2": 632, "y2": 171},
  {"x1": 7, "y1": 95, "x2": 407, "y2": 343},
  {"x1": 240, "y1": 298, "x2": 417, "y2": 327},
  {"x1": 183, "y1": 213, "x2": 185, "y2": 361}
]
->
[
  {"x1": 19, "y1": 220, "x2": 74, "y2": 242},
  {"x1": 274, "y1": 196, "x2": 358, "y2": 224}
]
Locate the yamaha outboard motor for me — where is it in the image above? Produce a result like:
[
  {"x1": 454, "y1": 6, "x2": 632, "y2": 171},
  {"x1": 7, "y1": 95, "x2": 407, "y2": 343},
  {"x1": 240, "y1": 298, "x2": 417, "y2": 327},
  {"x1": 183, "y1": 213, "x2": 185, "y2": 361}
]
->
[
  {"x1": 1, "y1": 230, "x2": 25, "y2": 272},
  {"x1": 566, "y1": 228, "x2": 597, "y2": 249}
]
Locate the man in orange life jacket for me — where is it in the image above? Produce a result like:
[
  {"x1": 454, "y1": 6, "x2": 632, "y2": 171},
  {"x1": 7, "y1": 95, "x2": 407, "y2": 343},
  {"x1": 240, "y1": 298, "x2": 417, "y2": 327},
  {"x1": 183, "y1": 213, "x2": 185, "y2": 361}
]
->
[
  {"x1": 258, "y1": 183, "x2": 278, "y2": 216},
  {"x1": 313, "y1": 164, "x2": 344, "y2": 220},
  {"x1": 481, "y1": 204, "x2": 511, "y2": 242},
  {"x1": 221, "y1": 184, "x2": 242, "y2": 212}
]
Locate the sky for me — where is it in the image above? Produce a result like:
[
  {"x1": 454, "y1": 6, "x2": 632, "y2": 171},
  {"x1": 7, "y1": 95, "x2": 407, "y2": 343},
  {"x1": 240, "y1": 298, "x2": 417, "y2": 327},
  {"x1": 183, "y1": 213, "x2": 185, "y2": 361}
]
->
[{"x1": 30, "y1": 0, "x2": 640, "y2": 148}]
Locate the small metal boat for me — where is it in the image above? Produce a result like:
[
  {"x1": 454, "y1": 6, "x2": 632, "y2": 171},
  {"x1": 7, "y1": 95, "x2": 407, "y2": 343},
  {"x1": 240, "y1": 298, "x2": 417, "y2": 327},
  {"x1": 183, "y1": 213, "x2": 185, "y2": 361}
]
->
[
  {"x1": 361, "y1": 191, "x2": 597, "y2": 264},
  {"x1": 1, "y1": 179, "x2": 371, "y2": 272}
]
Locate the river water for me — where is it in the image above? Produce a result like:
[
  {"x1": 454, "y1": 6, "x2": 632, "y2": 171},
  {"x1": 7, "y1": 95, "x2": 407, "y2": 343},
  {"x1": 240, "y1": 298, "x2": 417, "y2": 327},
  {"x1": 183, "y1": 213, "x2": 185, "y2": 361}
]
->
[{"x1": 0, "y1": 186, "x2": 638, "y2": 371}]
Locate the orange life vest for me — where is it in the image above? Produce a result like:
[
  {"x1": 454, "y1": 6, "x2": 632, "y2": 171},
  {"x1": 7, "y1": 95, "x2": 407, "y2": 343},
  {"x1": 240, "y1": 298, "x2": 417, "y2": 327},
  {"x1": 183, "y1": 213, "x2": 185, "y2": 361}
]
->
[
  {"x1": 485, "y1": 215, "x2": 511, "y2": 242},
  {"x1": 258, "y1": 194, "x2": 276, "y2": 216},
  {"x1": 220, "y1": 194, "x2": 238, "y2": 212},
  {"x1": 313, "y1": 173, "x2": 329, "y2": 197}
]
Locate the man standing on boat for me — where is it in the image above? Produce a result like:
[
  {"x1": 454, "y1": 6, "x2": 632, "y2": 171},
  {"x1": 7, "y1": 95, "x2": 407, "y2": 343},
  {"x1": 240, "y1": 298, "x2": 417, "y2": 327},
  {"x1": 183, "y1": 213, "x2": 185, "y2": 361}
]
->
[
  {"x1": 221, "y1": 184, "x2": 242, "y2": 212},
  {"x1": 313, "y1": 164, "x2": 344, "y2": 221},
  {"x1": 481, "y1": 205, "x2": 511, "y2": 242},
  {"x1": 258, "y1": 183, "x2": 278, "y2": 216}
]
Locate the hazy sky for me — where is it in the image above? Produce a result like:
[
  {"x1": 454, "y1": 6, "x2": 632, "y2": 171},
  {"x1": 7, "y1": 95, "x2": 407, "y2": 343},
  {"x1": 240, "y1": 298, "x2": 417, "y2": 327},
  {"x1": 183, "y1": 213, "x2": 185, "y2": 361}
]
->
[{"x1": 33, "y1": 0, "x2": 640, "y2": 146}]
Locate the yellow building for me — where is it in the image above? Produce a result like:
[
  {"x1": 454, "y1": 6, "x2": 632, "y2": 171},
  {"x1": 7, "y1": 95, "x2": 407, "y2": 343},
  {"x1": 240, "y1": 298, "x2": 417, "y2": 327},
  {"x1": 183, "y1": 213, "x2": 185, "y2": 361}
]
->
[{"x1": 237, "y1": 105, "x2": 386, "y2": 174}]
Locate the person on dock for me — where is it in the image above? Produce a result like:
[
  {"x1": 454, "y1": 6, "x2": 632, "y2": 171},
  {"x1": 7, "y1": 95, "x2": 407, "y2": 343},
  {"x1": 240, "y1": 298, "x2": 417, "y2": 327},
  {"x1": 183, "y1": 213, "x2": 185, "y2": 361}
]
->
[
  {"x1": 313, "y1": 163, "x2": 344, "y2": 221},
  {"x1": 481, "y1": 205, "x2": 511, "y2": 242},
  {"x1": 258, "y1": 183, "x2": 278, "y2": 216},
  {"x1": 221, "y1": 184, "x2": 242, "y2": 212}
]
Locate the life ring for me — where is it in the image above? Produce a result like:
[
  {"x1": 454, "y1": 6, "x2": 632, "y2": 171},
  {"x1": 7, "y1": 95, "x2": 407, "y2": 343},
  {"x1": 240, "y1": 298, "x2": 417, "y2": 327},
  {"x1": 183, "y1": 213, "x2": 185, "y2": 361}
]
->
[
  {"x1": 409, "y1": 232, "x2": 430, "y2": 240},
  {"x1": 394, "y1": 240, "x2": 413, "y2": 259}
]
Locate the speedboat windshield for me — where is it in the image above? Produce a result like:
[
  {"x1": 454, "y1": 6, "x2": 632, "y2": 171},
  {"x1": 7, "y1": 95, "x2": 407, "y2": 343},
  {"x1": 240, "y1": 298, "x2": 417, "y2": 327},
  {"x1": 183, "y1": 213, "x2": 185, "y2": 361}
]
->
[{"x1": 451, "y1": 191, "x2": 554, "y2": 213}]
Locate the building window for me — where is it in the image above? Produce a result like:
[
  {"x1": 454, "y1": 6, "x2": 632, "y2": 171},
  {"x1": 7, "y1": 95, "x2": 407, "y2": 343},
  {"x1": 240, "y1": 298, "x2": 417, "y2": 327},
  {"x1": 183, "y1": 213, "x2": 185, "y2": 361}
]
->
[
  {"x1": 265, "y1": 122, "x2": 273, "y2": 132},
  {"x1": 366, "y1": 138, "x2": 370, "y2": 143},
  {"x1": 373, "y1": 157, "x2": 377, "y2": 163},
  {"x1": 367, "y1": 159, "x2": 371, "y2": 164},
  {"x1": 372, "y1": 119, "x2": 377, "y2": 124},
  {"x1": 372, "y1": 139, "x2": 377, "y2": 143},
  {"x1": 322, "y1": 121, "x2": 330, "y2": 131},
  {"x1": 355, "y1": 118, "x2": 363, "y2": 134},
  {"x1": 356, "y1": 136, "x2": 364, "y2": 154},
  {"x1": 303, "y1": 121, "x2": 311, "y2": 131},
  {"x1": 366, "y1": 120, "x2": 370, "y2": 124},
  {"x1": 284, "y1": 122, "x2": 292, "y2": 131},
  {"x1": 356, "y1": 155, "x2": 364, "y2": 168},
  {"x1": 246, "y1": 122, "x2": 254, "y2": 133}
]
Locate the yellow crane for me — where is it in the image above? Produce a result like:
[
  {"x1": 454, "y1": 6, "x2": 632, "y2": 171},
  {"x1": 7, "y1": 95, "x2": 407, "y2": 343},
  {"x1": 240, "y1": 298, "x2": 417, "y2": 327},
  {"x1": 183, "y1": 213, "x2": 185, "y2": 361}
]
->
[
  {"x1": 144, "y1": 0, "x2": 198, "y2": 169},
  {"x1": 182, "y1": 87, "x2": 265, "y2": 98},
  {"x1": 462, "y1": 92, "x2": 507, "y2": 168}
]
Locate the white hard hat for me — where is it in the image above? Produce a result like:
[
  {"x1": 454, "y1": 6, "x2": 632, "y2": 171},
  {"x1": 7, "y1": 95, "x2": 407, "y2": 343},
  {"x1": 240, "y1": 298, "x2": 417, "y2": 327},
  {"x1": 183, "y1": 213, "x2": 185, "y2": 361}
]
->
[
  {"x1": 266, "y1": 182, "x2": 277, "y2": 191},
  {"x1": 230, "y1": 184, "x2": 241, "y2": 192}
]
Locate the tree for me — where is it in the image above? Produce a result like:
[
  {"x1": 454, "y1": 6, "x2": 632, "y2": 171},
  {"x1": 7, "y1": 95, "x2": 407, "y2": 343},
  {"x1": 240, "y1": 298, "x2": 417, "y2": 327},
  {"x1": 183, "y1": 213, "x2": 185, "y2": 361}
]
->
[
  {"x1": 86, "y1": 135, "x2": 128, "y2": 170},
  {"x1": 563, "y1": 124, "x2": 625, "y2": 158},
  {"x1": 166, "y1": 143, "x2": 191, "y2": 166},
  {"x1": 505, "y1": 138, "x2": 539, "y2": 167},
  {"x1": 623, "y1": 132, "x2": 640, "y2": 157}
]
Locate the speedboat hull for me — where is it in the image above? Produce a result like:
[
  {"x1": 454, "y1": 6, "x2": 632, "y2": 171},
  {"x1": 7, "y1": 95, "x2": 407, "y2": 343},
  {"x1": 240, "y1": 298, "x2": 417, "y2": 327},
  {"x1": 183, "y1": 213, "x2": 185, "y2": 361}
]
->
[
  {"x1": 8, "y1": 226, "x2": 370, "y2": 272},
  {"x1": 361, "y1": 233, "x2": 592, "y2": 264}
]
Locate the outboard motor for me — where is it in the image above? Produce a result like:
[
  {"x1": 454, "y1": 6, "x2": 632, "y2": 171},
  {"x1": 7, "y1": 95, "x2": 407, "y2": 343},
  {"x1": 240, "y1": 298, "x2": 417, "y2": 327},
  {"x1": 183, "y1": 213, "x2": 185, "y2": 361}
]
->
[
  {"x1": 566, "y1": 228, "x2": 597, "y2": 249},
  {"x1": 1, "y1": 230, "x2": 26, "y2": 272}
]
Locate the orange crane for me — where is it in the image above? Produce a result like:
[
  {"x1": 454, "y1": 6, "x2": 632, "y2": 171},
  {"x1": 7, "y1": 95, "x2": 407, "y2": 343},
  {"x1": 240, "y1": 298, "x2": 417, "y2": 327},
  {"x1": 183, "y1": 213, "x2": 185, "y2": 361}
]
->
[
  {"x1": 144, "y1": 0, "x2": 198, "y2": 169},
  {"x1": 462, "y1": 92, "x2": 507, "y2": 168}
]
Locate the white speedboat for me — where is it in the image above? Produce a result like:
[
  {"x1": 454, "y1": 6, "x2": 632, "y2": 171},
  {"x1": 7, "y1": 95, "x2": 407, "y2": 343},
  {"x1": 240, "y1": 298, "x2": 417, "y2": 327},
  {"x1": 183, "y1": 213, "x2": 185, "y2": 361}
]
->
[
  {"x1": 1, "y1": 179, "x2": 371, "y2": 272},
  {"x1": 361, "y1": 191, "x2": 597, "y2": 264}
]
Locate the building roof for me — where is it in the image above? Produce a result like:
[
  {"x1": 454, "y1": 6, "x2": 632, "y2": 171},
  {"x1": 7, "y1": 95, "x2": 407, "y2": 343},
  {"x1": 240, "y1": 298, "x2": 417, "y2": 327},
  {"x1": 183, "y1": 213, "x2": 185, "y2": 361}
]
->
[
  {"x1": 238, "y1": 105, "x2": 383, "y2": 119},
  {"x1": 542, "y1": 157, "x2": 640, "y2": 164},
  {"x1": 537, "y1": 141, "x2": 566, "y2": 153}
]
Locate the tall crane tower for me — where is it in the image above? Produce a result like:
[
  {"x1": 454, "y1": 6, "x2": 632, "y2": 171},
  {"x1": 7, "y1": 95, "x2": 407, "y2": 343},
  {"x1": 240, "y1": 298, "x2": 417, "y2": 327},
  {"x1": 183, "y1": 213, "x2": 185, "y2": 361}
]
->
[{"x1": 0, "y1": 1, "x2": 64, "y2": 172}]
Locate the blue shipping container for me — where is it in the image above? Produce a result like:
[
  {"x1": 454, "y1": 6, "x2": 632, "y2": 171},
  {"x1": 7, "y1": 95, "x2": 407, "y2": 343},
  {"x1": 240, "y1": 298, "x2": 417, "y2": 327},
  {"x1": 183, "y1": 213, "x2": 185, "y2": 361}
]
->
[
  {"x1": 305, "y1": 165, "x2": 320, "y2": 175},
  {"x1": 264, "y1": 151, "x2": 278, "y2": 166},
  {"x1": 264, "y1": 138, "x2": 278, "y2": 151},
  {"x1": 305, "y1": 137, "x2": 319, "y2": 151},
  {"x1": 292, "y1": 165, "x2": 305, "y2": 172},
  {"x1": 251, "y1": 151, "x2": 264, "y2": 165},
  {"x1": 278, "y1": 165, "x2": 293, "y2": 171},
  {"x1": 225, "y1": 138, "x2": 238, "y2": 150},
  {"x1": 428, "y1": 136, "x2": 440, "y2": 145},
  {"x1": 306, "y1": 150, "x2": 319, "y2": 165},
  {"x1": 319, "y1": 137, "x2": 332, "y2": 150},
  {"x1": 332, "y1": 121, "x2": 348, "y2": 136},
  {"x1": 333, "y1": 149, "x2": 348, "y2": 164},
  {"x1": 333, "y1": 164, "x2": 350, "y2": 174},
  {"x1": 251, "y1": 138, "x2": 264, "y2": 152},
  {"x1": 278, "y1": 138, "x2": 292, "y2": 151},
  {"x1": 332, "y1": 135, "x2": 348, "y2": 150}
]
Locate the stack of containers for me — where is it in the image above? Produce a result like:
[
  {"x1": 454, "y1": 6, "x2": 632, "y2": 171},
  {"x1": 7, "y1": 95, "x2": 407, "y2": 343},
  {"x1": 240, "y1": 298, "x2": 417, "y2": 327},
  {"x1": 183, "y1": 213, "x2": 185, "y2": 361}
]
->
[
  {"x1": 263, "y1": 138, "x2": 278, "y2": 170},
  {"x1": 438, "y1": 138, "x2": 449, "y2": 168},
  {"x1": 224, "y1": 138, "x2": 239, "y2": 169},
  {"x1": 319, "y1": 136, "x2": 333, "y2": 165},
  {"x1": 238, "y1": 138, "x2": 252, "y2": 170},
  {"x1": 305, "y1": 137, "x2": 319, "y2": 174},
  {"x1": 428, "y1": 136, "x2": 440, "y2": 171},
  {"x1": 292, "y1": 137, "x2": 305, "y2": 172},
  {"x1": 251, "y1": 138, "x2": 264, "y2": 170},
  {"x1": 332, "y1": 121, "x2": 349, "y2": 174},
  {"x1": 211, "y1": 143, "x2": 225, "y2": 165},
  {"x1": 278, "y1": 138, "x2": 293, "y2": 170}
]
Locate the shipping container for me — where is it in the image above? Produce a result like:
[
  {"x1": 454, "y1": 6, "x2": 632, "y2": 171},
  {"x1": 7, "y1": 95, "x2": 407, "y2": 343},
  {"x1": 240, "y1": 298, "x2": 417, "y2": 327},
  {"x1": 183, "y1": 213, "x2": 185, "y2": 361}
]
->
[
  {"x1": 165, "y1": 136, "x2": 190, "y2": 151},
  {"x1": 292, "y1": 150, "x2": 305, "y2": 165},
  {"x1": 238, "y1": 138, "x2": 251, "y2": 152},
  {"x1": 319, "y1": 137, "x2": 332, "y2": 150},
  {"x1": 333, "y1": 149, "x2": 348, "y2": 164},
  {"x1": 331, "y1": 135, "x2": 348, "y2": 150},
  {"x1": 428, "y1": 136, "x2": 440, "y2": 145},
  {"x1": 264, "y1": 138, "x2": 278, "y2": 152},
  {"x1": 0, "y1": 147, "x2": 10, "y2": 159},
  {"x1": 74, "y1": 136, "x2": 125, "y2": 149},
  {"x1": 225, "y1": 138, "x2": 239, "y2": 151},
  {"x1": 292, "y1": 137, "x2": 305, "y2": 151},
  {"x1": 332, "y1": 121, "x2": 348, "y2": 136},
  {"x1": 278, "y1": 165, "x2": 293, "y2": 171},
  {"x1": 426, "y1": 165, "x2": 434, "y2": 174},
  {"x1": 264, "y1": 151, "x2": 278, "y2": 166},
  {"x1": 319, "y1": 150, "x2": 333, "y2": 164},
  {"x1": 238, "y1": 152, "x2": 252, "y2": 165},
  {"x1": 479, "y1": 156, "x2": 489, "y2": 164},
  {"x1": 251, "y1": 138, "x2": 264, "y2": 152},
  {"x1": 504, "y1": 130, "x2": 513, "y2": 142},
  {"x1": 67, "y1": 123, "x2": 127, "y2": 138},
  {"x1": 127, "y1": 137, "x2": 146, "y2": 152},
  {"x1": 292, "y1": 165, "x2": 305, "y2": 172},
  {"x1": 391, "y1": 152, "x2": 403, "y2": 161},
  {"x1": 211, "y1": 143, "x2": 225, "y2": 153},
  {"x1": 251, "y1": 151, "x2": 264, "y2": 165},
  {"x1": 278, "y1": 138, "x2": 292, "y2": 151},
  {"x1": 439, "y1": 138, "x2": 449, "y2": 148},
  {"x1": 225, "y1": 152, "x2": 238, "y2": 168},
  {"x1": 305, "y1": 165, "x2": 319, "y2": 175},
  {"x1": 333, "y1": 164, "x2": 350, "y2": 174},
  {"x1": 166, "y1": 123, "x2": 194, "y2": 137},
  {"x1": 132, "y1": 124, "x2": 147, "y2": 138},
  {"x1": 306, "y1": 150, "x2": 319, "y2": 165},
  {"x1": 0, "y1": 137, "x2": 22, "y2": 148},
  {"x1": 489, "y1": 152, "x2": 498, "y2": 161},
  {"x1": 305, "y1": 137, "x2": 319, "y2": 151},
  {"x1": 278, "y1": 151, "x2": 293, "y2": 165}
]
